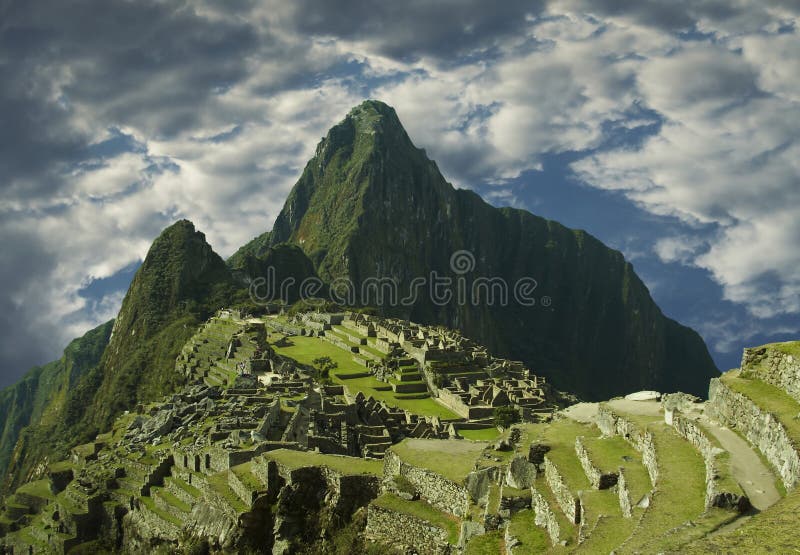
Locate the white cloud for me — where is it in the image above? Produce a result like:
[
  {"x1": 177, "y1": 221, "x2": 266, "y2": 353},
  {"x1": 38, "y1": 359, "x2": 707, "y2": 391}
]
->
[
  {"x1": 2, "y1": 0, "x2": 800, "y2": 382},
  {"x1": 654, "y1": 236, "x2": 706, "y2": 265},
  {"x1": 573, "y1": 36, "x2": 800, "y2": 318}
]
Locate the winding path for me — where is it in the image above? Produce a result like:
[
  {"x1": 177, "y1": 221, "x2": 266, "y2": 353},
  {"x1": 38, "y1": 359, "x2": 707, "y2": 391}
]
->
[
  {"x1": 698, "y1": 414, "x2": 781, "y2": 511},
  {"x1": 560, "y1": 398, "x2": 781, "y2": 512}
]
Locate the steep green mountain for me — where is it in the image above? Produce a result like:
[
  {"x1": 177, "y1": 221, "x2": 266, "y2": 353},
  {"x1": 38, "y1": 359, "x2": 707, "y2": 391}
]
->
[
  {"x1": 86, "y1": 219, "x2": 242, "y2": 430},
  {"x1": 1, "y1": 220, "x2": 248, "y2": 492},
  {"x1": 266, "y1": 100, "x2": 719, "y2": 399},
  {"x1": 0, "y1": 320, "x2": 112, "y2": 488},
  {"x1": 227, "y1": 236, "x2": 319, "y2": 304}
]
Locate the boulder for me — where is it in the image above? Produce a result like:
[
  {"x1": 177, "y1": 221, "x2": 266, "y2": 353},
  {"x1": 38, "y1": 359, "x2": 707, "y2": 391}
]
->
[
  {"x1": 505, "y1": 455, "x2": 537, "y2": 489},
  {"x1": 624, "y1": 391, "x2": 661, "y2": 402}
]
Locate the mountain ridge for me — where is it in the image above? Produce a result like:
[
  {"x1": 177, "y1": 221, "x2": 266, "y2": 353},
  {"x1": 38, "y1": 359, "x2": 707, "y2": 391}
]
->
[
  {"x1": 264, "y1": 99, "x2": 719, "y2": 399},
  {"x1": 0, "y1": 99, "x2": 719, "y2": 494}
]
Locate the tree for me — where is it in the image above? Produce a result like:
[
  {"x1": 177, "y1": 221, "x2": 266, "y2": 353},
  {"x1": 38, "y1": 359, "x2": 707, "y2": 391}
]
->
[
  {"x1": 493, "y1": 405, "x2": 520, "y2": 429},
  {"x1": 312, "y1": 356, "x2": 338, "y2": 382}
]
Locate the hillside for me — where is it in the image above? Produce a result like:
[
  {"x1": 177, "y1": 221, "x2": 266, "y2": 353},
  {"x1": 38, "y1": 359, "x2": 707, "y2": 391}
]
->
[
  {"x1": 0, "y1": 321, "x2": 113, "y2": 490},
  {"x1": 0, "y1": 313, "x2": 794, "y2": 554},
  {"x1": 265, "y1": 100, "x2": 719, "y2": 399},
  {"x1": 0, "y1": 221, "x2": 247, "y2": 493}
]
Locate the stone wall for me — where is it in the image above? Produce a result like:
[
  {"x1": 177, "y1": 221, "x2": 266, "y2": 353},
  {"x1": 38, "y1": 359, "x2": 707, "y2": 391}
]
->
[
  {"x1": 434, "y1": 388, "x2": 471, "y2": 419},
  {"x1": 617, "y1": 468, "x2": 633, "y2": 518},
  {"x1": 530, "y1": 485, "x2": 561, "y2": 544},
  {"x1": 543, "y1": 456, "x2": 581, "y2": 524},
  {"x1": 268, "y1": 460, "x2": 381, "y2": 553},
  {"x1": 707, "y1": 378, "x2": 800, "y2": 489},
  {"x1": 365, "y1": 504, "x2": 453, "y2": 555},
  {"x1": 597, "y1": 406, "x2": 658, "y2": 486},
  {"x1": 741, "y1": 346, "x2": 800, "y2": 403},
  {"x1": 670, "y1": 411, "x2": 749, "y2": 511},
  {"x1": 574, "y1": 437, "x2": 618, "y2": 489},
  {"x1": 382, "y1": 450, "x2": 470, "y2": 517}
]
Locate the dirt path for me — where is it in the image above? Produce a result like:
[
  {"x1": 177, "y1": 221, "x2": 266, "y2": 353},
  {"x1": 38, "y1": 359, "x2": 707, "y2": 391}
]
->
[
  {"x1": 606, "y1": 398, "x2": 663, "y2": 417},
  {"x1": 560, "y1": 402, "x2": 599, "y2": 423},
  {"x1": 698, "y1": 415, "x2": 782, "y2": 511}
]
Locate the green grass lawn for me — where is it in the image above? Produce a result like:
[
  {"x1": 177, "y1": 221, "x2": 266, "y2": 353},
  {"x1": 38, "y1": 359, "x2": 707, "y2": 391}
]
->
[
  {"x1": 152, "y1": 486, "x2": 191, "y2": 512},
  {"x1": 722, "y1": 370, "x2": 800, "y2": 442},
  {"x1": 231, "y1": 461, "x2": 266, "y2": 491},
  {"x1": 524, "y1": 419, "x2": 595, "y2": 492},
  {"x1": 271, "y1": 335, "x2": 459, "y2": 419},
  {"x1": 457, "y1": 428, "x2": 501, "y2": 442},
  {"x1": 139, "y1": 495, "x2": 183, "y2": 526},
  {"x1": 47, "y1": 460, "x2": 74, "y2": 473},
  {"x1": 16, "y1": 479, "x2": 54, "y2": 500},
  {"x1": 389, "y1": 439, "x2": 486, "y2": 483},
  {"x1": 613, "y1": 416, "x2": 710, "y2": 553},
  {"x1": 683, "y1": 488, "x2": 800, "y2": 553},
  {"x1": 578, "y1": 489, "x2": 638, "y2": 553},
  {"x1": 465, "y1": 530, "x2": 505, "y2": 554},
  {"x1": 264, "y1": 449, "x2": 383, "y2": 476},
  {"x1": 582, "y1": 435, "x2": 652, "y2": 505},
  {"x1": 206, "y1": 472, "x2": 248, "y2": 513},
  {"x1": 167, "y1": 476, "x2": 200, "y2": 499},
  {"x1": 373, "y1": 493, "x2": 460, "y2": 544},
  {"x1": 507, "y1": 509, "x2": 550, "y2": 553},
  {"x1": 522, "y1": 419, "x2": 649, "y2": 552},
  {"x1": 531, "y1": 480, "x2": 575, "y2": 548}
]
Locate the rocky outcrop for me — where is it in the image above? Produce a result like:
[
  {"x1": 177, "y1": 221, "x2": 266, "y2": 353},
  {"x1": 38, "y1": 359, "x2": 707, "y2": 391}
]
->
[
  {"x1": 268, "y1": 460, "x2": 381, "y2": 553},
  {"x1": 264, "y1": 99, "x2": 719, "y2": 401},
  {"x1": 505, "y1": 454, "x2": 537, "y2": 489},
  {"x1": 707, "y1": 378, "x2": 800, "y2": 489}
]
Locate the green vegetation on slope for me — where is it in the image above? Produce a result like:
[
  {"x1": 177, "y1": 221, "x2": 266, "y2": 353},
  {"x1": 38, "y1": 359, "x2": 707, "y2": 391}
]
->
[
  {"x1": 3, "y1": 220, "x2": 269, "y2": 493},
  {"x1": 265, "y1": 99, "x2": 718, "y2": 400},
  {"x1": 270, "y1": 334, "x2": 459, "y2": 419},
  {"x1": 683, "y1": 488, "x2": 800, "y2": 553},
  {"x1": 0, "y1": 320, "x2": 113, "y2": 493}
]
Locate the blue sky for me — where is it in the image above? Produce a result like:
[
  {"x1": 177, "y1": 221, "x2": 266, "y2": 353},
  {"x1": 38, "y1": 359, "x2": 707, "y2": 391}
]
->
[{"x1": 1, "y1": 0, "x2": 799, "y2": 387}]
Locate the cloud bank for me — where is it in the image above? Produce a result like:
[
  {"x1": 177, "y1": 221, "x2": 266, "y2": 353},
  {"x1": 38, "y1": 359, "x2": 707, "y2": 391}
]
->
[{"x1": 0, "y1": 0, "x2": 798, "y2": 385}]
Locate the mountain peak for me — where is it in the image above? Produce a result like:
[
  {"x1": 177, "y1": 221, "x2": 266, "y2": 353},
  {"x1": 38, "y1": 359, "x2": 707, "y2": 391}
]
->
[
  {"x1": 316, "y1": 100, "x2": 416, "y2": 161},
  {"x1": 347, "y1": 99, "x2": 402, "y2": 128},
  {"x1": 268, "y1": 102, "x2": 718, "y2": 399}
]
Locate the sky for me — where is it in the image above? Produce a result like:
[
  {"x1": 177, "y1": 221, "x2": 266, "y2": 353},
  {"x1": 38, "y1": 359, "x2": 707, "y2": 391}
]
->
[{"x1": 1, "y1": 0, "x2": 799, "y2": 388}]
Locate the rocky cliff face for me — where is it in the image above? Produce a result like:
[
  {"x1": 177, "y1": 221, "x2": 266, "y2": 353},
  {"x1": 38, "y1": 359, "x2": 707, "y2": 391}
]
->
[{"x1": 265, "y1": 100, "x2": 719, "y2": 399}]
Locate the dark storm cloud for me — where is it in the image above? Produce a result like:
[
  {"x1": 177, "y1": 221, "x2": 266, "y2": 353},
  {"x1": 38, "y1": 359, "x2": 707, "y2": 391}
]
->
[
  {"x1": 0, "y1": 0, "x2": 260, "y2": 146},
  {"x1": 269, "y1": 0, "x2": 547, "y2": 61},
  {"x1": 558, "y1": 0, "x2": 800, "y2": 32},
  {"x1": 0, "y1": 228, "x2": 59, "y2": 388},
  {"x1": 0, "y1": 0, "x2": 275, "y2": 385}
]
